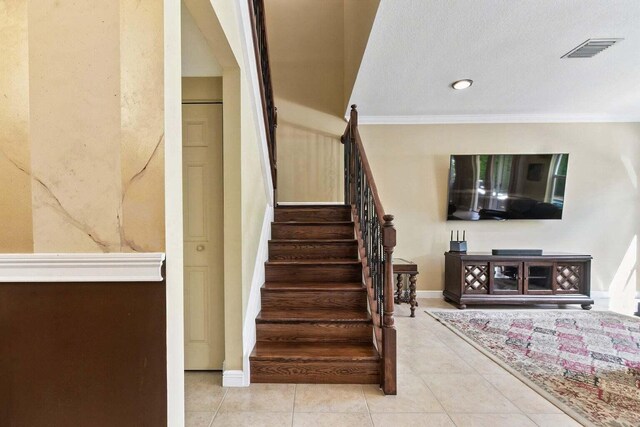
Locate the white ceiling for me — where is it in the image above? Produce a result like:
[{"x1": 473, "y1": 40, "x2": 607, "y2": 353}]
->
[{"x1": 349, "y1": 0, "x2": 640, "y2": 123}]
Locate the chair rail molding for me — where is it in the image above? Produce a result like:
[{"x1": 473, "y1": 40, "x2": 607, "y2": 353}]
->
[{"x1": 0, "y1": 253, "x2": 165, "y2": 282}]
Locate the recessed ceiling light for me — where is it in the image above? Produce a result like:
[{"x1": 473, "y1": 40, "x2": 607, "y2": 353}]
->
[{"x1": 451, "y1": 79, "x2": 473, "y2": 90}]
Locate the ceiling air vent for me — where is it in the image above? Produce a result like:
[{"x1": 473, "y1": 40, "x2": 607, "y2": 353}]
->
[{"x1": 561, "y1": 38, "x2": 623, "y2": 58}]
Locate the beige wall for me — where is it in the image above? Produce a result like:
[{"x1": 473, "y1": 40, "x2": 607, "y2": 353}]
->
[
  {"x1": 275, "y1": 97, "x2": 344, "y2": 202},
  {"x1": 182, "y1": 77, "x2": 223, "y2": 102},
  {"x1": 266, "y1": 0, "x2": 378, "y2": 202},
  {"x1": 359, "y1": 123, "x2": 640, "y2": 296},
  {"x1": 266, "y1": 0, "x2": 345, "y2": 117},
  {"x1": 266, "y1": 0, "x2": 344, "y2": 202},
  {"x1": 0, "y1": 0, "x2": 164, "y2": 253},
  {"x1": 0, "y1": 0, "x2": 33, "y2": 252}
]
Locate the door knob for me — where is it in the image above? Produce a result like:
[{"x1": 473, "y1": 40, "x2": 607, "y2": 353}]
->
[{"x1": 196, "y1": 244, "x2": 205, "y2": 252}]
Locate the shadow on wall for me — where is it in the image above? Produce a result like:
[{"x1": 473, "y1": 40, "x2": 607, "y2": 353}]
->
[
  {"x1": 265, "y1": 0, "x2": 346, "y2": 117},
  {"x1": 275, "y1": 98, "x2": 345, "y2": 202},
  {"x1": 609, "y1": 235, "x2": 637, "y2": 313}
]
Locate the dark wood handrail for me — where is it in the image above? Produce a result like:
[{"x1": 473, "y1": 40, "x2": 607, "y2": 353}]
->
[
  {"x1": 341, "y1": 105, "x2": 397, "y2": 395},
  {"x1": 248, "y1": 0, "x2": 277, "y2": 195}
]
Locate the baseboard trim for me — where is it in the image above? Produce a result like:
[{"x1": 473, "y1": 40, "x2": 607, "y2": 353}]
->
[
  {"x1": 240, "y1": 204, "x2": 273, "y2": 387},
  {"x1": 0, "y1": 253, "x2": 165, "y2": 282},
  {"x1": 592, "y1": 291, "x2": 640, "y2": 299},
  {"x1": 416, "y1": 290, "x2": 443, "y2": 299},
  {"x1": 222, "y1": 370, "x2": 245, "y2": 387},
  {"x1": 416, "y1": 290, "x2": 640, "y2": 299}
]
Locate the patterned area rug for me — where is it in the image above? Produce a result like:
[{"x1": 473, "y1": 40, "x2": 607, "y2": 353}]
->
[{"x1": 427, "y1": 310, "x2": 640, "y2": 427}]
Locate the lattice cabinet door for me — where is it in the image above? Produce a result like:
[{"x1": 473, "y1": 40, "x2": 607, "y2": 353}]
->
[
  {"x1": 555, "y1": 262, "x2": 585, "y2": 294},
  {"x1": 463, "y1": 263, "x2": 490, "y2": 294}
]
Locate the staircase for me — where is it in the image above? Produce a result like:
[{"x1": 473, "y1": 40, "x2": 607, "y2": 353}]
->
[{"x1": 250, "y1": 204, "x2": 380, "y2": 384}]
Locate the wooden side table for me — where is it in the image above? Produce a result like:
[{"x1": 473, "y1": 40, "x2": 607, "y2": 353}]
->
[{"x1": 393, "y1": 258, "x2": 419, "y2": 317}]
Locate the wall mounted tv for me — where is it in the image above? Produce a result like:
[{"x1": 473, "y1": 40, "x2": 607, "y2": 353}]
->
[{"x1": 447, "y1": 154, "x2": 569, "y2": 221}]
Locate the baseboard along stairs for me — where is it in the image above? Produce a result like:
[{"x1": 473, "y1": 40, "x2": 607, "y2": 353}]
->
[{"x1": 250, "y1": 204, "x2": 380, "y2": 384}]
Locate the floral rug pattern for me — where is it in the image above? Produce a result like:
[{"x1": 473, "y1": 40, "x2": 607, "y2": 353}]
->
[{"x1": 428, "y1": 310, "x2": 640, "y2": 427}]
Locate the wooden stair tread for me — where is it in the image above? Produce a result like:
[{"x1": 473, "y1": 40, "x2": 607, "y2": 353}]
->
[
  {"x1": 270, "y1": 239, "x2": 357, "y2": 243},
  {"x1": 257, "y1": 309, "x2": 370, "y2": 322},
  {"x1": 253, "y1": 202, "x2": 382, "y2": 387},
  {"x1": 275, "y1": 205, "x2": 349, "y2": 209},
  {"x1": 251, "y1": 342, "x2": 379, "y2": 361},
  {"x1": 263, "y1": 282, "x2": 364, "y2": 291},
  {"x1": 272, "y1": 221, "x2": 354, "y2": 225},
  {"x1": 266, "y1": 260, "x2": 361, "y2": 265}
]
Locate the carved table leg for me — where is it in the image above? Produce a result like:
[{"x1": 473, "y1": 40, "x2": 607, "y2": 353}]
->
[
  {"x1": 409, "y1": 274, "x2": 417, "y2": 317},
  {"x1": 395, "y1": 273, "x2": 403, "y2": 304}
]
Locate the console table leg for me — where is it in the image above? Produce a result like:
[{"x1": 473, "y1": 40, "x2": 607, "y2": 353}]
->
[
  {"x1": 395, "y1": 273, "x2": 403, "y2": 304},
  {"x1": 409, "y1": 274, "x2": 417, "y2": 317}
]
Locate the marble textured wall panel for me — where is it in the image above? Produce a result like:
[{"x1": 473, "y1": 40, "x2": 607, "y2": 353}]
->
[
  {"x1": 0, "y1": 0, "x2": 33, "y2": 252},
  {"x1": 28, "y1": 0, "x2": 123, "y2": 252},
  {"x1": 0, "y1": 0, "x2": 166, "y2": 253},
  {"x1": 119, "y1": 0, "x2": 165, "y2": 252}
]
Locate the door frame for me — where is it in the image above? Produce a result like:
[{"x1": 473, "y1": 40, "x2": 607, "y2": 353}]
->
[{"x1": 182, "y1": 100, "x2": 224, "y2": 370}]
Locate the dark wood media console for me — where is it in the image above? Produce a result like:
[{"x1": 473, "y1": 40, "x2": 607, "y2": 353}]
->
[{"x1": 444, "y1": 252, "x2": 594, "y2": 309}]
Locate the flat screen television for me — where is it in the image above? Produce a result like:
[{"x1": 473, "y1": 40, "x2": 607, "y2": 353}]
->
[{"x1": 447, "y1": 154, "x2": 569, "y2": 221}]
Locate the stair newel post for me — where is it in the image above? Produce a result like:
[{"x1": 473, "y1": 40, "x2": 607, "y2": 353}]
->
[{"x1": 382, "y1": 214, "x2": 397, "y2": 395}]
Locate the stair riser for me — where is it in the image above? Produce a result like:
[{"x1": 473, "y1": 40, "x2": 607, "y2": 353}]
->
[
  {"x1": 271, "y1": 224, "x2": 354, "y2": 240},
  {"x1": 269, "y1": 241, "x2": 358, "y2": 260},
  {"x1": 261, "y1": 290, "x2": 366, "y2": 311},
  {"x1": 265, "y1": 264, "x2": 361, "y2": 282},
  {"x1": 275, "y1": 208, "x2": 351, "y2": 222},
  {"x1": 250, "y1": 361, "x2": 380, "y2": 384},
  {"x1": 256, "y1": 322, "x2": 372, "y2": 343}
]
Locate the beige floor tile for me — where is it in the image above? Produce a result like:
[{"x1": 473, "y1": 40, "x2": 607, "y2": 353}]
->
[
  {"x1": 449, "y1": 413, "x2": 537, "y2": 427},
  {"x1": 293, "y1": 412, "x2": 373, "y2": 427},
  {"x1": 409, "y1": 346, "x2": 475, "y2": 374},
  {"x1": 526, "y1": 413, "x2": 583, "y2": 427},
  {"x1": 364, "y1": 374, "x2": 443, "y2": 413},
  {"x1": 441, "y1": 340, "x2": 507, "y2": 375},
  {"x1": 398, "y1": 333, "x2": 441, "y2": 345},
  {"x1": 371, "y1": 413, "x2": 454, "y2": 427},
  {"x1": 211, "y1": 411, "x2": 293, "y2": 427},
  {"x1": 294, "y1": 384, "x2": 368, "y2": 413},
  {"x1": 183, "y1": 298, "x2": 591, "y2": 425},
  {"x1": 483, "y1": 374, "x2": 561, "y2": 414},
  {"x1": 421, "y1": 374, "x2": 520, "y2": 414},
  {"x1": 218, "y1": 383, "x2": 295, "y2": 412},
  {"x1": 397, "y1": 359, "x2": 418, "y2": 375},
  {"x1": 185, "y1": 372, "x2": 226, "y2": 411},
  {"x1": 185, "y1": 411, "x2": 215, "y2": 427}
]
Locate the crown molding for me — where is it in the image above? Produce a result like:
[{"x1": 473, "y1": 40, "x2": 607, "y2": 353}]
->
[
  {"x1": 355, "y1": 114, "x2": 640, "y2": 125},
  {"x1": 0, "y1": 253, "x2": 165, "y2": 282}
]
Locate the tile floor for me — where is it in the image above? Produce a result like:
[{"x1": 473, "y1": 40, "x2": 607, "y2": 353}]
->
[{"x1": 184, "y1": 298, "x2": 628, "y2": 427}]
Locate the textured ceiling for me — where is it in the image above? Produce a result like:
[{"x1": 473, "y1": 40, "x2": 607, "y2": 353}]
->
[{"x1": 349, "y1": 0, "x2": 640, "y2": 122}]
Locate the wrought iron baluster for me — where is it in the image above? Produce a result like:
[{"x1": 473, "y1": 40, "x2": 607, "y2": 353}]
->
[{"x1": 341, "y1": 105, "x2": 396, "y2": 395}]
